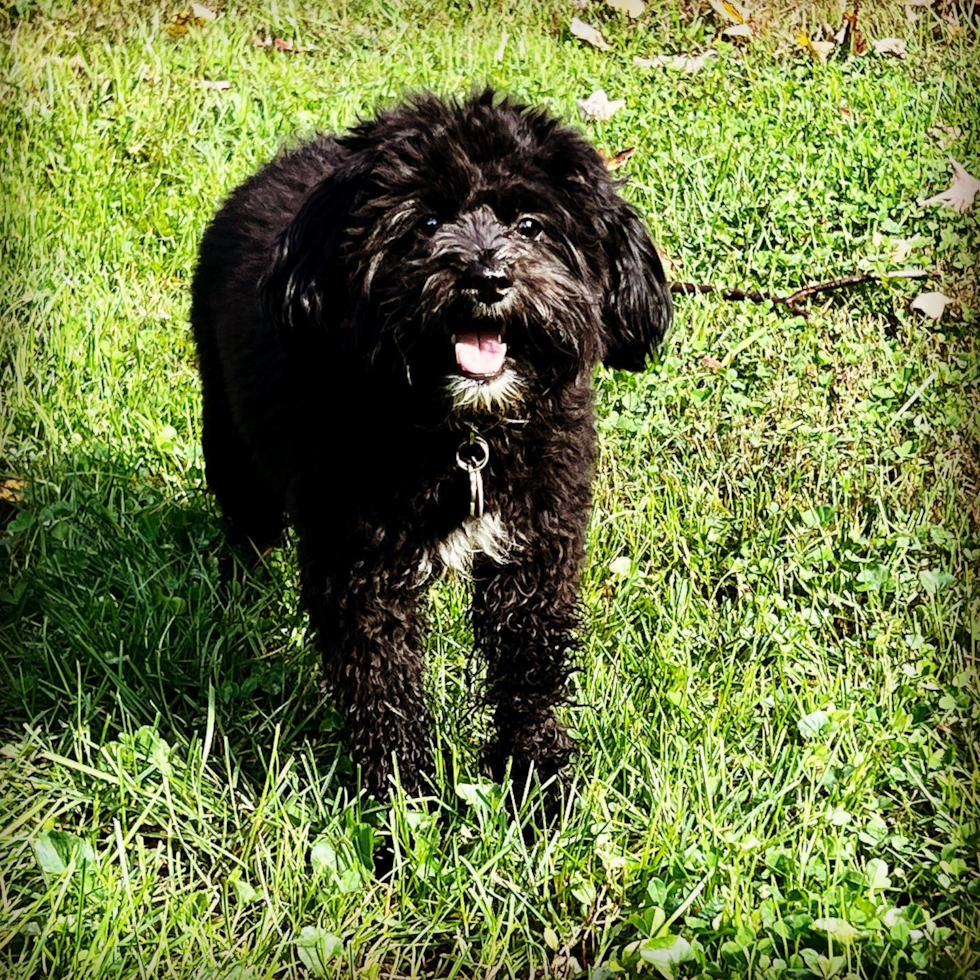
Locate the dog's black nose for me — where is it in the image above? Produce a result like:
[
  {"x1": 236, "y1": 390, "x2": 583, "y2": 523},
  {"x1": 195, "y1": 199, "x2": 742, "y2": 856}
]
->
[{"x1": 462, "y1": 261, "x2": 512, "y2": 305}]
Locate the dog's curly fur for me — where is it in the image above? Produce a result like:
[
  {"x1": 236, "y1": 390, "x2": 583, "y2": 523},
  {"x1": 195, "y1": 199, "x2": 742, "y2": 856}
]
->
[{"x1": 191, "y1": 89, "x2": 671, "y2": 798}]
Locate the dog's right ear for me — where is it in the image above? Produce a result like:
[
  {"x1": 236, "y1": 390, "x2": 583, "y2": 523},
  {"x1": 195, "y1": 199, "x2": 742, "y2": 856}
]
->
[{"x1": 259, "y1": 155, "x2": 369, "y2": 336}]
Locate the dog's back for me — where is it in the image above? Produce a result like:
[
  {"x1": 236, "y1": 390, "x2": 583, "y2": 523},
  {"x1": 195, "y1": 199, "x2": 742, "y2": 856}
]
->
[{"x1": 190, "y1": 138, "x2": 348, "y2": 505}]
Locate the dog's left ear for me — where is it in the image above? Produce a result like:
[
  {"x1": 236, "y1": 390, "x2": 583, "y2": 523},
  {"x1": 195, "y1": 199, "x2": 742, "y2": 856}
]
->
[{"x1": 600, "y1": 197, "x2": 672, "y2": 372}]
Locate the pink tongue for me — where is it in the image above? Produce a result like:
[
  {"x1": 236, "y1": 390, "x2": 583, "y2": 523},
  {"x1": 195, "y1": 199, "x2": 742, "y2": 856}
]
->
[{"x1": 454, "y1": 329, "x2": 506, "y2": 378}]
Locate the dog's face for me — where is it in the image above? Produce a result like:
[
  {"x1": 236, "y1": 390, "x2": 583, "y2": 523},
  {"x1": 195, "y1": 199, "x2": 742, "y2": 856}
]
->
[{"x1": 263, "y1": 91, "x2": 672, "y2": 417}]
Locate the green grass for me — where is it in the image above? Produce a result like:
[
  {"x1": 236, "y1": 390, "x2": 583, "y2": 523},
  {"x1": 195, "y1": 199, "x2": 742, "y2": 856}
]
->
[{"x1": 1, "y1": 1, "x2": 978, "y2": 977}]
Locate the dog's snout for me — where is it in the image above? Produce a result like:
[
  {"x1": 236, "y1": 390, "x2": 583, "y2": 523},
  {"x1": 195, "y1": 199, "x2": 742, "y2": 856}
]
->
[{"x1": 462, "y1": 260, "x2": 512, "y2": 305}]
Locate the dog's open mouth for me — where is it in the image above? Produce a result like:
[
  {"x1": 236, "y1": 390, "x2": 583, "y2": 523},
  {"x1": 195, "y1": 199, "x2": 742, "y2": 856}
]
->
[{"x1": 453, "y1": 329, "x2": 507, "y2": 379}]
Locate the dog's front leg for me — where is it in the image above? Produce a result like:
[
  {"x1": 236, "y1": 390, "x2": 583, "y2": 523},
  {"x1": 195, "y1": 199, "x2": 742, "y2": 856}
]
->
[
  {"x1": 298, "y1": 538, "x2": 433, "y2": 799},
  {"x1": 472, "y1": 531, "x2": 585, "y2": 796}
]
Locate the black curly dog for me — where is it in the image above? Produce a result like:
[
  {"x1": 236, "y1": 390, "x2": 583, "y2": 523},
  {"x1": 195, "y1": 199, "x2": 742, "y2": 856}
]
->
[{"x1": 191, "y1": 90, "x2": 671, "y2": 800}]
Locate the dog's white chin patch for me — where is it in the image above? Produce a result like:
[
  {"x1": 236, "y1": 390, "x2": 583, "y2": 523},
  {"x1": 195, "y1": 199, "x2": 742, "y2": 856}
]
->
[{"x1": 444, "y1": 367, "x2": 525, "y2": 414}]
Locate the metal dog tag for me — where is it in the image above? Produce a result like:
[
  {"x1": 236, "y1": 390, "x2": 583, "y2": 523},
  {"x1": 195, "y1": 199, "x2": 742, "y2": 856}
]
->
[{"x1": 456, "y1": 432, "x2": 490, "y2": 519}]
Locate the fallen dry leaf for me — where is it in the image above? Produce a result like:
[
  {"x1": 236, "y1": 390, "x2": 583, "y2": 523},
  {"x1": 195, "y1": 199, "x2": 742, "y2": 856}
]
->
[
  {"x1": 166, "y1": 4, "x2": 214, "y2": 36},
  {"x1": 927, "y1": 124, "x2": 961, "y2": 149},
  {"x1": 708, "y1": 0, "x2": 750, "y2": 24},
  {"x1": 921, "y1": 158, "x2": 980, "y2": 214},
  {"x1": 911, "y1": 291, "x2": 953, "y2": 320},
  {"x1": 570, "y1": 17, "x2": 611, "y2": 51},
  {"x1": 873, "y1": 36, "x2": 906, "y2": 57},
  {"x1": 166, "y1": 12, "x2": 193, "y2": 36},
  {"x1": 578, "y1": 90, "x2": 625, "y2": 122},
  {"x1": 840, "y1": 10, "x2": 868, "y2": 54},
  {"x1": 200, "y1": 79, "x2": 232, "y2": 90},
  {"x1": 633, "y1": 49, "x2": 717, "y2": 72},
  {"x1": 606, "y1": 0, "x2": 645, "y2": 18},
  {"x1": 599, "y1": 146, "x2": 637, "y2": 171},
  {"x1": 721, "y1": 23, "x2": 753, "y2": 40},
  {"x1": 797, "y1": 31, "x2": 836, "y2": 62},
  {"x1": 810, "y1": 39, "x2": 836, "y2": 62},
  {"x1": 190, "y1": 2, "x2": 216, "y2": 21},
  {"x1": 812, "y1": 39, "x2": 836, "y2": 62},
  {"x1": 903, "y1": 0, "x2": 935, "y2": 23},
  {"x1": 0, "y1": 479, "x2": 27, "y2": 504}
]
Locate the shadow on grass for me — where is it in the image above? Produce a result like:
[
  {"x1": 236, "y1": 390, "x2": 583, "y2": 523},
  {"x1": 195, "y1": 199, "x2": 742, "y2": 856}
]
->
[{"x1": 0, "y1": 454, "x2": 349, "y2": 787}]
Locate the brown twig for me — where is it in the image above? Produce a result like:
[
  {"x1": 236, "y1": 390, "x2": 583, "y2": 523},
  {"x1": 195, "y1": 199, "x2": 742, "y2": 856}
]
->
[{"x1": 670, "y1": 269, "x2": 934, "y2": 318}]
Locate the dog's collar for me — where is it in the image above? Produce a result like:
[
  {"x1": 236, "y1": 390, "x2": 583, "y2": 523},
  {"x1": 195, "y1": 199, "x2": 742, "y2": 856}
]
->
[{"x1": 456, "y1": 429, "x2": 489, "y2": 519}]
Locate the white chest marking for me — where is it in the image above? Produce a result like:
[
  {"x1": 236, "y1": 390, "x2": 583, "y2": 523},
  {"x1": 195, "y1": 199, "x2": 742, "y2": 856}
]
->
[{"x1": 434, "y1": 511, "x2": 514, "y2": 576}]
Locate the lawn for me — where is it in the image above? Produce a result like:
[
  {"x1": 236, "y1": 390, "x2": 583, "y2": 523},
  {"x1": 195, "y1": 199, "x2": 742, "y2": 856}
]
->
[{"x1": 1, "y1": 1, "x2": 978, "y2": 977}]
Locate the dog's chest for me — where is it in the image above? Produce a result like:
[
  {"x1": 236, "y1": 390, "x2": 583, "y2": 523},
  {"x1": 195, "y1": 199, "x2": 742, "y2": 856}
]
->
[{"x1": 422, "y1": 511, "x2": 514, "y2": 579}]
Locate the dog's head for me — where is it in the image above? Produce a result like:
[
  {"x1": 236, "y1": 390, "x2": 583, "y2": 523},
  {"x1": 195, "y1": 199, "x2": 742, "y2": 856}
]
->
[{"x1": 262, "y1": 90, "x2": 671, "y2": 416}]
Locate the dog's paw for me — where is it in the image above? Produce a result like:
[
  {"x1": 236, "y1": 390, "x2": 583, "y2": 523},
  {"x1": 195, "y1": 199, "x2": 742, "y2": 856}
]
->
[{"x1": 483, "y1": 714, "x2": 574, "y2": 805}]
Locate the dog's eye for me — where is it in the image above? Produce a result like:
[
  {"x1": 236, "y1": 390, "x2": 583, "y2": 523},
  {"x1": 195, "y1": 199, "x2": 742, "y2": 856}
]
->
[
  {"x1": 517, "y1": 216, "x2": 542, "y2": 239},
  {"x1": 420, "y1": 215, "x2": 441, "y2": 235}
]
